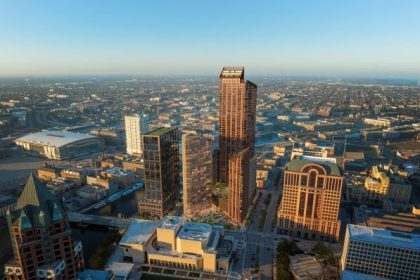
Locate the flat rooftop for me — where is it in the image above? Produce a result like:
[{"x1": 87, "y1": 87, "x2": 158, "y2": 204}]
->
[
  {"x1": 177, "y1": 222, "x2": 212, "y2": 242},
  {"x1": 120, "y1": 219, "x2": 159, "y2": 245},
  {"x1": 220, "y1": 67, "x2": 244, "y2": 78},
  {"x1": 103, "y1": 167, "x2": 133, "y2": 176},
  {"x1": 146, "y1": 127, "x2": 174, "y2": 136},
  {"x1": 16, "y1": 130, "x2": 97, "y2": 148},
  {"x1": 342, "y1": 270, "x2": 388, "y2": 280},
  {"x1": 286, "y1": 158, "x2": 342, "y2": 176},
  {"x1": 77, "y1": 270, "x2": 112, "y2": 280},
  {"x1": 348, "y1": 224, "x2": 420, "y2": 250},
  {"x1": 159, "y1": 216, "x2": 182, "y2": 230}
]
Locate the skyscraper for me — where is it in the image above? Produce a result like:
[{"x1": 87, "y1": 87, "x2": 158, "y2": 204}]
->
[
  {"x1": 216, "y1": 67, "x2": 257, "y2": 224},
  {"x1": 218, "y1": 67, "x2": 257, "y2": 183},
  {"x1": 139, "y1": 127, "x2": 180, "y2": 218},
  {"x1": 124, "y1": 114, "x2": 149, "y2": 156},
  {"x1": 182, "y1": 134, "x2": 213, "y2": 218},
  {"x1": 278, "y1": 159, "x2": 343, "y2": 241},
  {"x1": 4, "y1": 174, "x2": 84, "y2": 280}
]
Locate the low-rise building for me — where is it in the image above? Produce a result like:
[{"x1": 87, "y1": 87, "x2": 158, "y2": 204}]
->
[
  {"x1": 38, "y1": 163, "x2": 62, "y2": 181},
  {"x1": 77, "y1": 185, "x2": 108, "y2": 201},
  {"x1": 119, "y1": 216, "x2": 232, "y2": 274},
  {"x1": 101, "y1": 168, "x2": 135, "y2": 187},
  {"x1": 15, "y1": 130, "x2": 103, "y2": 160},
  {"x1": 77, "y1": 269, "x2": 115, "y2": 280}
]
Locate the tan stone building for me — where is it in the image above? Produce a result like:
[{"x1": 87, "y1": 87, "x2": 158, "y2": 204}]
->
[
  {"x1": 119, "y1": 216, "x2": 233, "y2": 274},
  {"x1": 345, "y1": 165, "x2": 412, "y2": 205},
  {"x1": 278, "y1": 159, "x2": 343, "y2": 241},
  {"x1": 182, "y1": 134, "x2": 213, "y2": 218}
]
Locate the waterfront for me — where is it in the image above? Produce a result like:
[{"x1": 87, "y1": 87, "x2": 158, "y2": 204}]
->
[{"x1": 71, "y1": 188, "x2": 145, "y2": 265}]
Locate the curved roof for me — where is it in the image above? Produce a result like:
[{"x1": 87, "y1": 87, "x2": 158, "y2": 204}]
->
[
  {"x1": 16, "y1": 130, "x2": 97, "y2": 148},
  {"x1": 178, "y1": 222, "x2": 212, "y2": 242},
  {"x1": 286, "y1": 159, "x2": 342, "y2": 177}
]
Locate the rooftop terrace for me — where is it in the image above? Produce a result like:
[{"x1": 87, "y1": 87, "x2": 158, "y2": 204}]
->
[{"x1": 146, "y1": 127, "x2": 174, "y2": 136}]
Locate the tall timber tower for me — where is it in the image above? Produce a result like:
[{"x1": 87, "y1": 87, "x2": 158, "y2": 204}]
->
[{"x1": 217, "y1": 67, "x2": 257, "y2": 224}]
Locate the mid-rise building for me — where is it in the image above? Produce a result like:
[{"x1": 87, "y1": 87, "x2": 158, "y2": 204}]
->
[
  {"x1": 182, "y1": 134, "x2": 213, "y2": 218},
  {"x1": 345, "y1": 165, "x2": 412, "y2": 205},
  {"x1": 124, "y1": 114, "x2": 149, "y2": 156},
  {"x1": 278, "y1": 158, "x2": 343, "y2": 241},
  {"x1": 341, "y1": 224, "x2": 420, "y2": 280},
  {"x1": 139, "y1": 127, "x2": 180, "y2": 218},
  {"x1": 4, "y1": 174, "x2": 84, "y2": 280}
]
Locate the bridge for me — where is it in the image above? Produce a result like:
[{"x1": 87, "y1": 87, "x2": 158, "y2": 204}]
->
[{"x1": 67, "y1": 212, "x2": 133, "y2": 228}]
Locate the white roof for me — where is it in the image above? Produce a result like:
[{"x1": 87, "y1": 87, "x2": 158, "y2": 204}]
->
[
  {"x1": 16, "y1": 130, "x2": 97, "y2": 148},
  {"x1": 348, "y1": 224, "x2": 420, "y2": 250},
  {"x1": 107, "y1": 262, "x2": 134, "y2": 279},
  {"x1": 177, "y1": 222, "x2": 212, "y2": 242},
  {"x1": 120, "y1": 219, "x2": 158, "y2": 245}
]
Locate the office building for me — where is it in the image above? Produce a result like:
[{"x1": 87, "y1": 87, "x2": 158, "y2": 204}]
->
[
  {"x1": 139, "y1": 127, "x2": 180, "y2": 218},
  {"x1": 216, "y1": 67, "x2": 257, "y2": 224},
  {"x1": 124, "y1": 114, "x2": 149, "y2": 156},
  {"x1": 4, "y1": 174, "x2": 84, "y2": 280},
  {"x1": 182, "y1": 134, "x2": 213, "y2": 218},
  {"x1": 341, "y1": 224, "x2": 420, "y2": 280},
  {"x1": 15, "y1": 130, "x2": 103, "y2": 160},
  {"x1": 119, "y1": 216, "x2": 233, "y2": 273},
  {"x1": 278, "y1": 158, "x2": 343, "y2": 241}
]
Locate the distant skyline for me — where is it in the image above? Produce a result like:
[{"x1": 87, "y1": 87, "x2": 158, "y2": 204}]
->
[{"x1": 1, "y1": 0, "x2": 420, "y2": 78}]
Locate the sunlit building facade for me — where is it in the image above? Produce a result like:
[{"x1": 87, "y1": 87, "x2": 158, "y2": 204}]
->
[
  {"x1": 139, "y1": 127, "x2": 179, "y2": 219},
  {"x1": 124, "y1": 114, "x2": 149, "y2": 156},
  {"x1": 278, "y1": 159, "x2": 343, "y2": 241},
  {"x1": 4, "y1": 174, "x2": 84, "y2": 280},
  {"x1": 341, "y1": 224, "x2": 420, "y2": 280},
  {"x1": 216, "y1": 67, "x2": 257, "y2": 224},
  {"x1": 182, "y1": 134, "x2": 213, "y2": 218}
]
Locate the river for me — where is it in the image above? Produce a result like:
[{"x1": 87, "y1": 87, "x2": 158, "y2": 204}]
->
[{"x1": 71, "y1": 189, "x2": 145, "y2": 264}]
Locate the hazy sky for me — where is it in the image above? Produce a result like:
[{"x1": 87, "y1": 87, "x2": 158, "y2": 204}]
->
[{"x1": 1, "y1": 0, "x2": 419, "y2": 78}]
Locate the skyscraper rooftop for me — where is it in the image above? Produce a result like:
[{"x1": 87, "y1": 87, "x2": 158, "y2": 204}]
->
[{"x1": 220, "y1": 66, "x2": 244, "y2": 78}]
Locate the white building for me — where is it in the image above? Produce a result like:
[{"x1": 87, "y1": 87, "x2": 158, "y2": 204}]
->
[
  {"x1": 124, "y1": 114, "x2": 149, "y2": 156},
  {"x1": 341, "y1": 224, "x2": 420, "y2": 280},
  {"x1": 15, "y1": 130, "x2": 103, "y2": 160}
]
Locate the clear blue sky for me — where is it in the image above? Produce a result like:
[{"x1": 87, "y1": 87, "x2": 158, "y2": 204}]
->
[{"x1": 0, "y1": 0, "x2": 419, "y2": 78}]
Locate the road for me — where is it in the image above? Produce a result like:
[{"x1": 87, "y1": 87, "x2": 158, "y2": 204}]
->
[{"x1": 228, "y1": 155, "x2": 288, "y2": 279}]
